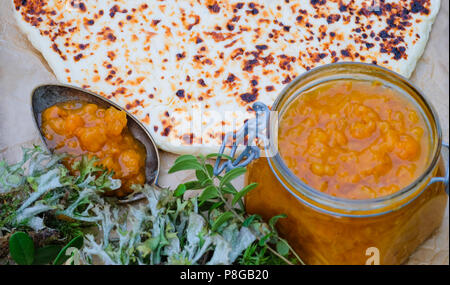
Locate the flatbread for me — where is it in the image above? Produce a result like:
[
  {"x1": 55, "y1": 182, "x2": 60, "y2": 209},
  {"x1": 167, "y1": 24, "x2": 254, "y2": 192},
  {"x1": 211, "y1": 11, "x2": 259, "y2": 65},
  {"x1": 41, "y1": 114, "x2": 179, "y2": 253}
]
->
[{"x1": 13, "y1": 0, "x2": 441, "y2": 155}]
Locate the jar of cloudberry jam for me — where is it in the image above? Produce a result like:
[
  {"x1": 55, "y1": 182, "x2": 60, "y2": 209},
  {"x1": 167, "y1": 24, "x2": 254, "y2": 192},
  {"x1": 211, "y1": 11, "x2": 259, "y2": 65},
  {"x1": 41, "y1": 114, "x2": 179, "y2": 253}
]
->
[{"x1": 245, "y1": 63, "x2": 448, "y2": 265}]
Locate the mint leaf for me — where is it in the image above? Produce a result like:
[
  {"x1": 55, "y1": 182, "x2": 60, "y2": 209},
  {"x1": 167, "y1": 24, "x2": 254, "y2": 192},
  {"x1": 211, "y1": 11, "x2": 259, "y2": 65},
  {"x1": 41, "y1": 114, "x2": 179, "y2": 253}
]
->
[
  {"x1": 206, "y1": 153, "x2": 234, "y2": 161},
  {"x1": 205, "y1": 164, "x2": 214, "y2": 177},
  {"x1": 184, "y1": 181, "x2": 204, "y2": 190},
  {"x1": 232, "y1": 183, "x2": 257, "y2": 206},
  {"x1": 175, "y1": 155, "x2": 198, "y2": 164},
  {"x1": 243, "y1": 214, "x2": 260, "y2": 227},
  {"x1": 174, "y1": 184, "x2": 187, "y2": 197},
  {"x1": 169, "y1": 160, "x2": 203, "y2": 173},
  {"x1": 219, "y1": 167, "x2": 246, "y2": 189},
  {"x1": 199, "y1": 185, "x2": 219, "y2": 202},
  {"x1": 212, "y1": 212, "x2": 234, "y2": 232}
]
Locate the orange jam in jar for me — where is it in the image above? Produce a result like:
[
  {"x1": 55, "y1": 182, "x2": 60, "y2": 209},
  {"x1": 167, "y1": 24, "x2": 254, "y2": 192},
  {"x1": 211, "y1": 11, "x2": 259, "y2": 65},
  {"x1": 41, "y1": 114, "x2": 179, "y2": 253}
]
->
[
  {"x1": 279, "y1": 80, "x2": 430, "y2": 200},
  {"x1": 41, "y1": 101, "x2": 146, "y2": 197},
  {"x1": 245, "y1": 63, "x2": 448, "y2": 265}
]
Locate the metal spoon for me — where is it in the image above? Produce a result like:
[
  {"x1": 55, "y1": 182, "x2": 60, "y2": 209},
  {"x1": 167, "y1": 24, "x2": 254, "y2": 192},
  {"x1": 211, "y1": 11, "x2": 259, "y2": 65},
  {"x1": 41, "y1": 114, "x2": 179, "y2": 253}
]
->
[{"x1": 31, "y1": 84, "x2": 159, "y2": 203}]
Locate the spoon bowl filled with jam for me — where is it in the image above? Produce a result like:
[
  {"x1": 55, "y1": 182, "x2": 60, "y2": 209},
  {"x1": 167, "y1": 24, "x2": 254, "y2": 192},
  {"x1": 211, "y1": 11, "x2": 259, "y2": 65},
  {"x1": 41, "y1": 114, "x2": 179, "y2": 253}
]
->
[{"x1": 31, "y1": 84, "x2": 160, "y2": 200}]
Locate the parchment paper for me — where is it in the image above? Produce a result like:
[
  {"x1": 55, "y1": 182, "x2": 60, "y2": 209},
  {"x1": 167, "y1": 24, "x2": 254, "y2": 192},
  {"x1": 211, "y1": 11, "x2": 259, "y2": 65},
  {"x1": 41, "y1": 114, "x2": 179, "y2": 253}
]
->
[{"x1": 1, "y1": 0, "x2": 448, "y2": 265}]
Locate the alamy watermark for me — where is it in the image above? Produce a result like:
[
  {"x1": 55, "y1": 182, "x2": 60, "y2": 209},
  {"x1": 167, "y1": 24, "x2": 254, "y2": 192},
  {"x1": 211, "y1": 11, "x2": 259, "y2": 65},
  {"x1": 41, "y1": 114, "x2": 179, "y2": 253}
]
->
[{"x1": 365, "y1": 247, "x2": 380, "y2": 265}]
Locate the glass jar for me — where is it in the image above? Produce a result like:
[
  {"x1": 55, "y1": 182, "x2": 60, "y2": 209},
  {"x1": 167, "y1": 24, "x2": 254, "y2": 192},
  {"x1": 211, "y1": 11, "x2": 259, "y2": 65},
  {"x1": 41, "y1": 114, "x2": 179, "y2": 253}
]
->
[{"x1": 245, "y1": 63, "x2": 449, "y2": 265}]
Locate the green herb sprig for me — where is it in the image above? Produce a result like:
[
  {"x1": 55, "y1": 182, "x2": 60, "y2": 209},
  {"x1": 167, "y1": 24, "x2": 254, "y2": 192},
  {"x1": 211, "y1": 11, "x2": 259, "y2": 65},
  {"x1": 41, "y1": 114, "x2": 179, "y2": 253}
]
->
[{"x1": 168, "y1": 154, "x2": 303, "y2": 265}]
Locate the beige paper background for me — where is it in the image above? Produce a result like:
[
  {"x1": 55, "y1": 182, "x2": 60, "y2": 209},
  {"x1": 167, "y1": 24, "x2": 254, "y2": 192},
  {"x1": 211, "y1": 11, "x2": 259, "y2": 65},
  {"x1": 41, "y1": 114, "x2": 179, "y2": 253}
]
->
[{"x1": 0, "y1": 1, "x2": 448, "y2": 264}]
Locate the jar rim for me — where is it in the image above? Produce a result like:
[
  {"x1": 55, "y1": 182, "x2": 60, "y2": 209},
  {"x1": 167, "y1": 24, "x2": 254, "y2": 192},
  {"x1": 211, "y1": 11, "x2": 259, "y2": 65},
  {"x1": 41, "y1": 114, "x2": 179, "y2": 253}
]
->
[{"x1": 270, "y1": 62, "x2": 443, "y2": 214}]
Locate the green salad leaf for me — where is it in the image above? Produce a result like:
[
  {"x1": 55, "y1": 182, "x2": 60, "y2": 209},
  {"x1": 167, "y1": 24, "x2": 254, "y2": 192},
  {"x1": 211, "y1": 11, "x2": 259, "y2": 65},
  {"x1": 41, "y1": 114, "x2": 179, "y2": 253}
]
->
[{"x1": 9, "y1": 232, "x2": 35, "y2": 265}]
